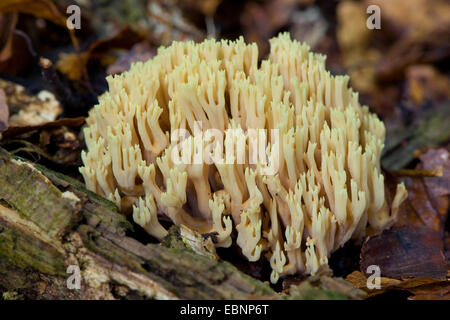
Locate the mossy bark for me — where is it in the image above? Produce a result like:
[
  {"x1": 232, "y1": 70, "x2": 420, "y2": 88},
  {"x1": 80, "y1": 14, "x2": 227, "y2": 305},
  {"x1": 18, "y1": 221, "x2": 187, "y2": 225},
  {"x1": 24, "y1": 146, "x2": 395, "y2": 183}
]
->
[{"x1": 0, "y1": 147, "x2": 275, "y2": 300}]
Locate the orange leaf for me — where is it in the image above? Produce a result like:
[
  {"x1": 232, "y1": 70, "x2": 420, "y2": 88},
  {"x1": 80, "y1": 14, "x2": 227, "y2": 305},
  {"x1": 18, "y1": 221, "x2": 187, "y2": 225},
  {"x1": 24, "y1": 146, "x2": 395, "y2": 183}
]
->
[{"x1": 0, "y1": 0, "x2": 67, "y2": 26}]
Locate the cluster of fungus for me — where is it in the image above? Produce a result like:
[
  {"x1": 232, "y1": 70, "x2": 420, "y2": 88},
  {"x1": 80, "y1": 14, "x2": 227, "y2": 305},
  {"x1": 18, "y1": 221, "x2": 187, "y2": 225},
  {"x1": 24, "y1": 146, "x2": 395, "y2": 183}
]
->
[{"x1": 80, "y1": 33, "x2": 407, "y2": 283}]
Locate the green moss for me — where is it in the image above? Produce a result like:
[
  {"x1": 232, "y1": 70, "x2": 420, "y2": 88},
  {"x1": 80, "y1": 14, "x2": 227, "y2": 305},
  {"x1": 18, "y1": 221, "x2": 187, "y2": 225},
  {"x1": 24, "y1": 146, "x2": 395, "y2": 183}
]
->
[
  {"x1": 34, "y1": 161, "x2": 133, "y2": 233},
  {"x1": 0, "y1": 151, "x2": 79, "y2": 238},
  {"x1": 0, "y1": 225, "x2": 67, "y2": 276}
]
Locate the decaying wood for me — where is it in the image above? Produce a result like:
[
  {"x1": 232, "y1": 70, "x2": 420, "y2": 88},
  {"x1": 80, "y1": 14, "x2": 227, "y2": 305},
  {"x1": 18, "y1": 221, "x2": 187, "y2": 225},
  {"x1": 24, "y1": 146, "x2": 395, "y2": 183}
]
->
[{"x1": 0, "y1": 147, "x2": 276, "y2": 299}]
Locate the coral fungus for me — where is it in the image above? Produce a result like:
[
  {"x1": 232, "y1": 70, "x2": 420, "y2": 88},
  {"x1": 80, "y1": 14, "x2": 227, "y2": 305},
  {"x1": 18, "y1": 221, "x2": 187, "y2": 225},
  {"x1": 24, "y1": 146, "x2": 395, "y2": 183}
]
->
[{"x1": 80, "y1": 33, "x2": 407, "y2": 283}]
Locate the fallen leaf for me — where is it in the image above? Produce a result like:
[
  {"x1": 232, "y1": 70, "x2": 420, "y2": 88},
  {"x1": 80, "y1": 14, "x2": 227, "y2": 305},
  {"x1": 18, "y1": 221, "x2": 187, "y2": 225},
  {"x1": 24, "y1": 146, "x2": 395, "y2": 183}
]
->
[
  {"x1": 0, "y1": 0, "x2": 67, "y2": 26},
  {"x1": 345, "y1": 270, "x2": 448, "y2": 299},
  {"x1": 407, "y1": 281, "x2": 450, "y2": 300},
  {"x1": 106, "y1": 41, "x2": 156, "y2": 75},
  {"x1": 56, "y1": 26, "x2": 145, "y2": 81},
  {"x1": 395, "y1": 148, "x2": 450, "y2": 234},
  {"x1": 360, "y1": 225, "x2": 447, "y2": 280},
  {"x1": 55, "y1": 52, "x2": 87, "y2": 82},
  {"x1": 355, "y1": 147, "x2": 450, "y2": 298},
  {"x1": 346, "y1": 270, "x2": 400, "y2": 293}
]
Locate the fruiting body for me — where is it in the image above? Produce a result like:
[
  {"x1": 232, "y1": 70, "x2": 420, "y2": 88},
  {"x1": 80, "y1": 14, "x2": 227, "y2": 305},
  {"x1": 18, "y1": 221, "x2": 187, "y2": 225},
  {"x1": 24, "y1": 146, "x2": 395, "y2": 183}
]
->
[{"x1": 80, "y1": 33, "x2": 407, "y2": 283}]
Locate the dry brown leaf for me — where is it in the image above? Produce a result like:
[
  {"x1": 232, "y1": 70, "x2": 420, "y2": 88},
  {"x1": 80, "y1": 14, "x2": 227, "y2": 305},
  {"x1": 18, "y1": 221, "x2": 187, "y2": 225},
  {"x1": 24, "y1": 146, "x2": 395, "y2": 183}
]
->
[
  {"x1": 351, "y1": 148, "x2": 450, "y2": 298},
  {"x1": 56, "y1": 26, "x2": 144, "y2": 81},
  {"x1": 54, "y1": 52, "x2": 88, "y2": 82},
  {"x1": 407, "y1": 282, "x2": 450, "y2": 300},
  {"x1": 395, "y1": 148, "x2": 450, "y2": 233},
  {"x1": 345, "y1": 270, "x2": 448, "y2": 299},
  {"x1": 375, "y1": 147, "x2": 450, "y2": 275},
  {"x1": 360, "y1": 225, "x2": 447, "y2": 280},
  {"x1": 0, "y1": 0, "x2": 67, "y2": 26}
]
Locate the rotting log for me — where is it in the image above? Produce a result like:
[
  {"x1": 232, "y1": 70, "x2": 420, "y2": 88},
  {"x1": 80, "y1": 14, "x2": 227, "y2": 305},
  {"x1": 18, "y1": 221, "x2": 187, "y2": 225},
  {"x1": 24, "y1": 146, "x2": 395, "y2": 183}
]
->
[{"x1": 0, "y1": 147, "x2": 276, "y2": 299}]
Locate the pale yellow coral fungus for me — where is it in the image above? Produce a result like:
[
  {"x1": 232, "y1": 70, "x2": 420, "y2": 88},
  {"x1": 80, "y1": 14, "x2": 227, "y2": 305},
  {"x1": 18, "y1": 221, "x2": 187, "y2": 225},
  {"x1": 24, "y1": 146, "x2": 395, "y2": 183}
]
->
[{"x1": 80, "y1": 33, "x2": 407, "y2": 283}]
